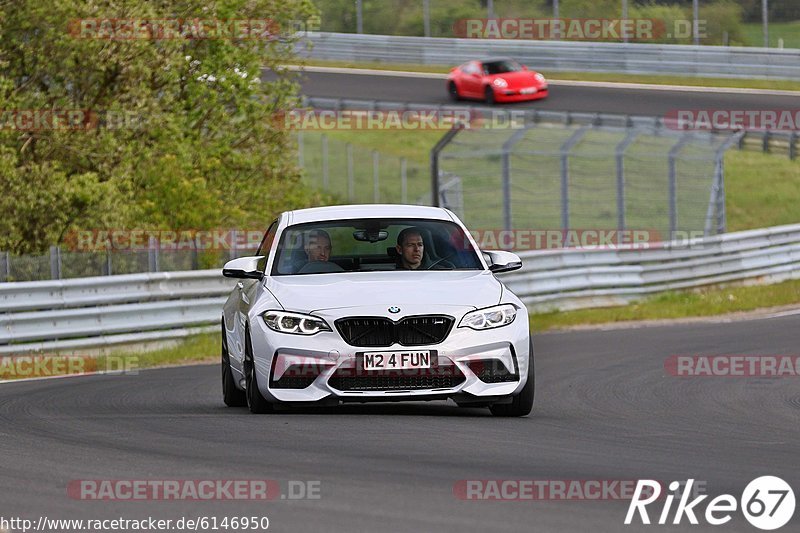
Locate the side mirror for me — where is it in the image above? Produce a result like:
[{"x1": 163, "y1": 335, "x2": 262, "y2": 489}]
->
[
  {"x1": 222, "y1": 256, "x2": 264, "y2": 279},
  {"x1": 483, "y1": 250, "x2": 522, "y2": 273}
]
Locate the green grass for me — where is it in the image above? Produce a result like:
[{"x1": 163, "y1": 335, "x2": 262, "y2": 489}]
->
[
  {"x1": 725, "y1": 149, "x2": 800, "y2": 231},
  {"x1": 742, "y1": 21, "x2": 800, "y2": 49},
  {"x1": 530, "y1": 278, "x2": 800, "y2": 332},
  {"x1": 300, "y1": 59, "x2": 800, "y2": 92},
  {"x1": 0, "y1": 333, "x2": 218, "y2": 381},
  {"x1": 107, "y1": 333, "x2": 218, "y2": 369}
]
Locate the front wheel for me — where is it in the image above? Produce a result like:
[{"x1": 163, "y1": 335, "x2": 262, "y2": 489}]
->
[
  {"x1": 490, "y1": 338, "x2": 535, "y2": 417},
  {"x1": 484, "y1": 86, "x2": 496, "y2": 105},
  {"x1": 244, "y1": 329, "x2": 274, "y2": 414},
  {"x1": 221, "y1": 321, "x2": 246, "y2": 407}
]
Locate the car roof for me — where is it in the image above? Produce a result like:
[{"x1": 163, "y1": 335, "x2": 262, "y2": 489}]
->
[{"x1": 286, "y1": 204, "x2": 454, "y2": 225}]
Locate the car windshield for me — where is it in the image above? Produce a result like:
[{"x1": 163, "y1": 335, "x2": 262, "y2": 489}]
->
[
  {"x1": 272, "y1": 218, "x2": 483, "y2": 275},
  {"x1": 482, "y1": 60, "x2": 522, "y2": 75}
]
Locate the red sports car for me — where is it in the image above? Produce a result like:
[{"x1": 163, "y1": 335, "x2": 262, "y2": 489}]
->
[{"x1": 447, "y1": 58, "x2": 548, "y2": 104}]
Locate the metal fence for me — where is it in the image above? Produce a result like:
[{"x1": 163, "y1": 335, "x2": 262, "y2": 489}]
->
[
  {"x1": 0, "y1": 242, "x2": 252, "y2": 283},
  {"x1": 297, "y1": 131, "x2": 426, "y2": 204},
  {"x1": 433, "y1": 119, "x2": 741, "y2": 240},
  {"x1": 2, "y1": 223, "x2": 799, "y2": 354},
  {"x1": 2, "y1": 99, "x2": 794, "y2": 282},
  {"x1": 300, "y1": 32, "x2": 800, "y2": 80}
]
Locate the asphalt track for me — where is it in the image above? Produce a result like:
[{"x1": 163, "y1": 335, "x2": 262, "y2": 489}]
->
[
  {"x1": 287, "y1": 69, "x2": 800, "y2": 116},
  {"x1": 2, "y1": 312, "x2": 798, "y2": 532}
]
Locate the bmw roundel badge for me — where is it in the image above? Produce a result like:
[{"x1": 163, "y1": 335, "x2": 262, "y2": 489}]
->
[{"x1": 388, "y1": 306, "x2": 401, "y2": 314}]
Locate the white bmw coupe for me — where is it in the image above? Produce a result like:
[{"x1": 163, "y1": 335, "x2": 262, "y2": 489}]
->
[{"x1": 221, "y1": 204, "x2": 534, "y2": 416}]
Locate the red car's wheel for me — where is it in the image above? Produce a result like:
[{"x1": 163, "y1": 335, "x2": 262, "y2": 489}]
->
[
  {"x1": 484, "y1": 86, "x2": 496, "y2": 105},
  {"x1": 448, "y1": 81, "x2": 460, "y2": 101}
]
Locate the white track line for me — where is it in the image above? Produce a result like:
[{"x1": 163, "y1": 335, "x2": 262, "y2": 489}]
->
[{"x1": 284, "y1": 65, "x2": 800, "y2": 96}]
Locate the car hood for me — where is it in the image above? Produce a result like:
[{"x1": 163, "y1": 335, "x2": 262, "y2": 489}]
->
[{"x1": 264, "y1": 270, "x2": 503, "y2": 314}]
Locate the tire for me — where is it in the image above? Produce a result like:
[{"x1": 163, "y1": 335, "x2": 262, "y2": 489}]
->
[
  {"x1": 244, "y1": 328, "x2": 274, "y2": 414},
  {"x1": 221, "y1": 321, "x2": 246, "y2": 407},
  {"x1": 490, "y1": 337, "x2": 535, "y2": 417},
  {"x1": 448, "y1": 81, "x2": 460, "y2": 101},
  {"x1": 484, "y1": 85, "x2": 496, "y2": 105}
]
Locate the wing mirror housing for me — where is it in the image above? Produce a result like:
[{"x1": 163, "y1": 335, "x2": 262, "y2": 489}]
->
[
  {"x1": 222, "y1": 256, "x2": 264, "y2": 279},
  {"x1": 483, "y1": 250, "x2": 523, "y2": 273}
]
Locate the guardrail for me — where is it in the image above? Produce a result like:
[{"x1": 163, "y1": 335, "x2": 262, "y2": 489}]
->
[
  {"x1": 300, "y1": 32, "x2": 800, "y2": 80},
  {"x1": 0, "y1": 271, "x2": 234, "y2": 355},
  {"x1": 503, "y1": 223, "x2": 800, "y2": 310},
  {"x1": 1, "y1": 223, "x2": 799, "y2": 353}
]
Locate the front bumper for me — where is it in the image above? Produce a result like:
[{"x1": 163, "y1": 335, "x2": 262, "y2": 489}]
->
[
  {"x1": 246, "y1": 307, "x2": 531, "y2": 404},
  {"x1": 495, "y1": 87, "x2": 549, "y2": 102}
]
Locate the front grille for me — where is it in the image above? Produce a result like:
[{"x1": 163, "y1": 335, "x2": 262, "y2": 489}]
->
[
  {"x1": 467, "y1": 359, "x2": 519, "y2": 383},
  {"x1": 335, "y1": 315, "x2": 454, "y2": 347},
  {"x1": 327, "y1": 365, "x2": 466, "y2": 391}
]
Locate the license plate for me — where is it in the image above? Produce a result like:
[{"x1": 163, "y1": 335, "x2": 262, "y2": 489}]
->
[
  {"x1": 520, "y1": 87, "x2": 538, "y2": 94},
  {"x1": 363, "y1": 351, "x2": 431, "y2": 371}
]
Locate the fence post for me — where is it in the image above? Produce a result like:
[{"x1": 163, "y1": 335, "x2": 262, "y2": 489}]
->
[
  {"x1": 322, "y1": 133, "x2": 329, "y2": 190},
  {"x1": 615, "y1": 130, "x2": 640, "y2": 232},
  {"x1": 430, "y1": 124, "x2": 464, "y2": 207},
  {"x1": 148, "y1": 236, "x2": 159, "y2": 272},
  {"x1": 400, "y1": 157, "x2": 407, "y2": 204},
  {"x1": 347, "y1": 143, "x2": 355, "y2": 201},
  {"x1": 372, "y1": 150, "x2": 380, "y2": 203},
  {"x1": 423, "y1": 0, "x2": 431, "y2": 37},
  {"x1": 501, "y1": 126, "x2": 532, "y2": 233},
  {"x1": 559, "y1": 127, "x2": 589, "y2": 231},
  {"x1": 668, "y1": 134, "x2": 693, "y2": 239},
  {"x1": 297, "y1": 131, "x2": 304, "y2": 168},
  {"x1": 705, "y1": 131, "x2": 743, "y2": 235},
  {"x1": 2, "y1": 251, "x2": 9, "y2": 282},
  {"x1": 105, "y1": 249, "x2": 113, "y2": 276},
  {"x1": 229, "y1": 230, "x2": 238, "y2": 261},
  {"x1": 49, "y1": 245, "x2": 61, "y2": 280},
  {"x1": 789, "y1": 132, "x2": 797, "y2": 160}
]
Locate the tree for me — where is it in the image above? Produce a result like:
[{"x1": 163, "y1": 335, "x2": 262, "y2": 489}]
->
[{"x1": 0, "y1": 0, "x2": 320, "y2": 254}]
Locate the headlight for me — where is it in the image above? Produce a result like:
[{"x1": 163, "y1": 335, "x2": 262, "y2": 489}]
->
[
  {"x1": 492, "y1": 78, "x2": 508, "y2": 88},
  {"x1": 459, "y1": 304, "x2": 517, "y2": 330},
  {"x1": 534, "y1": 73, "x2": 546, "y2": 83},
  {"x1": 262, "y1": 311, "x2": 331, "y2": 335}
]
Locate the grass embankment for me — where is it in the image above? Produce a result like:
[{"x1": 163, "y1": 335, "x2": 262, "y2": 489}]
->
[
  {"x1": 0, "y1": 334, "x2": 218, "y2": 381},
  {"x1": 742, "y1": 21, "x2": 800, "y2": 49},
  {"x1": 530, "y1": 279, "x2": 800, "y2": 332}
]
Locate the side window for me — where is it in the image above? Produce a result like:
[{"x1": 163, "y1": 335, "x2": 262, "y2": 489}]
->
[{"x1": 256, "y1": 220, "x2": 278, "y2": 272}]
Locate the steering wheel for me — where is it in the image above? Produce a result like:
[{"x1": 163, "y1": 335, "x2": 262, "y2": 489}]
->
[{"x1": 427, "y1": 254, "x2": 457, "y2": 270}]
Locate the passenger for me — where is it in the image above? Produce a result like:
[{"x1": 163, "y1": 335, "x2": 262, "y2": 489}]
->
[{"x1": 304, "y1": 229, "x2": 332, "y2": 263}]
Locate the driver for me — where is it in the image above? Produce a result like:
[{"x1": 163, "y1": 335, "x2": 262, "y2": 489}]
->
[
  {"x1": 304, "y1": 229, "x2": 332, "y2": 262},
  {"x1": 395, "y1": 227, "x2": 424, "y2": 270}
]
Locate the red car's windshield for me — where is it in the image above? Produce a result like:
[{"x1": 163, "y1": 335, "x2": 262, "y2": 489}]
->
[{"x1": 482, "y1": 60, "x2": 522, "y2": 75}]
